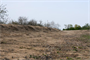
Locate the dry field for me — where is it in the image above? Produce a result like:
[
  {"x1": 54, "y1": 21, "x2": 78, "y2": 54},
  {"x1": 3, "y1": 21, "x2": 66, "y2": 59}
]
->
[{"x1": 0, "y1": 24, "x2": 90, "y2": 60}]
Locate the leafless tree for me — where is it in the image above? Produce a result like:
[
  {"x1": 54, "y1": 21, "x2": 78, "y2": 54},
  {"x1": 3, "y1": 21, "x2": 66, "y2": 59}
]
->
[{"x1": 0, "y1": 4, "x2": 8, "y2": 24}]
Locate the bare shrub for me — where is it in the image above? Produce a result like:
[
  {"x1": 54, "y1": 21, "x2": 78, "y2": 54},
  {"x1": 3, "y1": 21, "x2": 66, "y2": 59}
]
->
[
  {"x1": 8, "y1": 20, "x2": 19, "y2": 25},
  {"x1": 28, "y1": 19, "x2": 37, "y2": 26},
  {"x1": 44, "y1": 21, "x2": 60, "y2": 29},
  {"x1": 18, "y1": 16, "x2": 28, "y2": 25}
]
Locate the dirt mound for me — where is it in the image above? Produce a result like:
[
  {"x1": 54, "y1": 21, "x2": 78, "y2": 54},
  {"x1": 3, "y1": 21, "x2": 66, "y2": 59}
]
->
[
  {"x1": 0, "y1": 24, "x2": 90, "y2": 60},
  {"x1": 0, "y1": 24, "x2": 60, "y2": 32}
]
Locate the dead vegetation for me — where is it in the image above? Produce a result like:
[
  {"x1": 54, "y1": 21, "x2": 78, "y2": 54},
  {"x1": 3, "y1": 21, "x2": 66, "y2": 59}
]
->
[{"x1": 0, "y1": 24, "x2": 90, "y2": 60}]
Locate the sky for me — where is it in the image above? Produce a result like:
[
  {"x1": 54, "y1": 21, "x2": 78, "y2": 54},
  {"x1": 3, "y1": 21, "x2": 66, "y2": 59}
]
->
[{"x1": 0, "y1": 0, "x2": 90, "y2": 30}]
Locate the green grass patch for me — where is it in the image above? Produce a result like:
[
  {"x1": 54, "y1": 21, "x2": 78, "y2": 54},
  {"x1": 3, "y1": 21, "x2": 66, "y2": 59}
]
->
[
  {"x1": 66, "y1": 57, "x2": 74, "y2": 60},
  {"x1": 82, "y1": 34, "x2": 90, "y2": 39},
  {"x1": 76, "y1": 57, "x2": 81, "y2": 60},
  {"x1": 77, "y1": 34, "x2": 90, "y2": 43}
]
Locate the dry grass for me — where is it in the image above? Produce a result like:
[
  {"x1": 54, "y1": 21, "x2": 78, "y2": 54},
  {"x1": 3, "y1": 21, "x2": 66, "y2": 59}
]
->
[{"x1": 0, "y1": 24, "x2": 90, "y2": 60}]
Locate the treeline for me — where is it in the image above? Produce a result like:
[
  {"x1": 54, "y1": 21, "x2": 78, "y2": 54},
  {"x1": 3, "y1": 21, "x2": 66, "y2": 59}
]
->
[
  {"x1": 0, "y1": 4, "x2": 60, "y2": 29},
  {"x1": 0, "y1": 4, "x2": 90, "y2": 30},
  {"x1": 8, "y1": 16, "x2": 60, "y2": 29},
  {"x1": 0, "y1": 15, "x2": 60, "y2": 29},
  {"x1": 63, "y1": 24, "x2": 90, "y2": 30}
]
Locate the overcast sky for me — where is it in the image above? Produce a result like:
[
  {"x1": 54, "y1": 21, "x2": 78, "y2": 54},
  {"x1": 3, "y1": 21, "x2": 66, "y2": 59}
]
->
[{"x1": 1, "y1": 0, "x2": 90, "y2": 29}]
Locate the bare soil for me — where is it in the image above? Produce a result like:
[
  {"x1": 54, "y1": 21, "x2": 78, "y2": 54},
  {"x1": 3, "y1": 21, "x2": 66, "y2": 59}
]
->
[{"x1": 0, "y1": 24, "x2": 90, "y2": 60}]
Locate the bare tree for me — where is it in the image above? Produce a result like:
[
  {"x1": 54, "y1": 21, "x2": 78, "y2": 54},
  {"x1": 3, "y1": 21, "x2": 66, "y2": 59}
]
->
[{"x1": 0, "y1": 4, "x2": 8, "y2": 24}]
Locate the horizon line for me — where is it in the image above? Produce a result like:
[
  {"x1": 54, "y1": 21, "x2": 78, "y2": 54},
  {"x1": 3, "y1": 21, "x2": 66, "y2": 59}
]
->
[{"x1": 1, "y1": 1, "x2": 88, "y2": 3}]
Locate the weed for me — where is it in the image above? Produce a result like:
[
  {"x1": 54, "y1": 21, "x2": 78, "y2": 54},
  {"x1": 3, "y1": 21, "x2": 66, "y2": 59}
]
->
[
  {"x1": 78, "y1": 46, "x2": 83, "y2": 49},
  {"x1": 72, "y1": 46, "x2": 78, "y2": 52},
  {"x1": 29, "y1": 55, "x2": 40, "y2": 59},
  {"x1": 29, "y1": 55, "x2": 33, "y2": 58},
  {"x1": 66, "y1": 57, "x2": 74, "y2": 60},
  {"x1": 19, "y1": 46, "x2": 24, "y2": 49},
  {"x1": 43, "y1": 54, "x2": 47, "y2": 56},
  {"x1": 27, "y1": 47, "x2": 32, "y2": 49},
  {"x1": 57, "y1": 51, "x2": 59, "y2": 53},
  {"x1": 76, "y1": 57, "x2": 81, "y2": 59},
  {"x1": 0, "y1": 41, "x2": 7, "y2": 44}
]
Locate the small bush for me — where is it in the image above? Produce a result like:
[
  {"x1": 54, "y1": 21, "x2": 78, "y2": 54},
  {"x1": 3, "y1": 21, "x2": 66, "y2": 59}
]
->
[
  {"x1": 18, "y1": 16, "x2": 28, "y2": 25},
  {"x1": 72, "y1": 46, "x2": 78, "y2": 52},
  {"x1": 44, "y1": 21, "x2": 60, "y2": 29},
  {"x1": 8, "y1": 20, "x2": 19, "y2": 25},
  {"x1": 28, "y1": 19, "x2": 37, "y2": 26}
]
